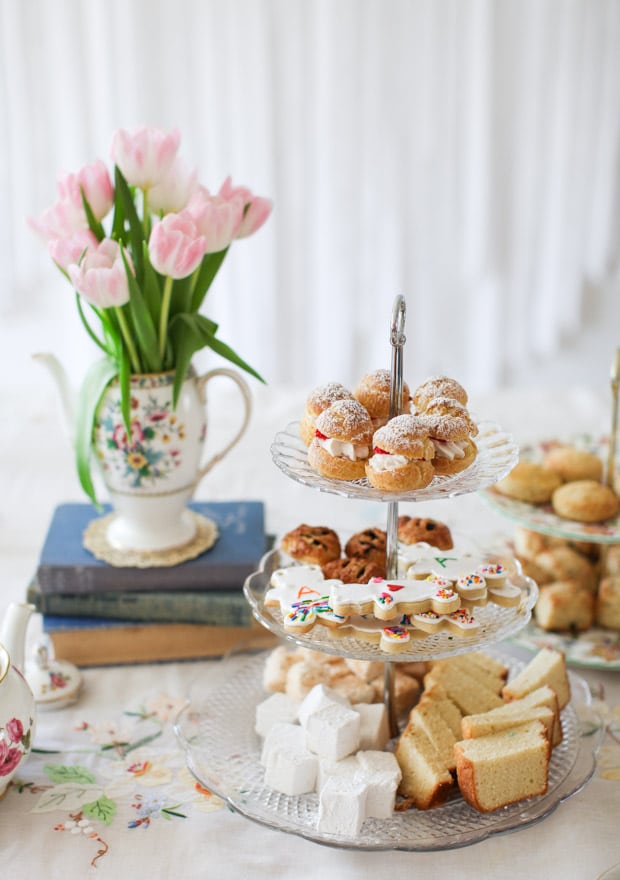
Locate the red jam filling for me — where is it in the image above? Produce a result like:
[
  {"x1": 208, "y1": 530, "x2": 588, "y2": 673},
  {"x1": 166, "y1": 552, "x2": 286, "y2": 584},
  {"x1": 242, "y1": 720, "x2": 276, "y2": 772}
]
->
[
  {"x1": 373, "y1": 446, "x2": 389, "y2": 454},
  {"x1": 315, "y1": 429, "x2": 328, "y2": 440}
]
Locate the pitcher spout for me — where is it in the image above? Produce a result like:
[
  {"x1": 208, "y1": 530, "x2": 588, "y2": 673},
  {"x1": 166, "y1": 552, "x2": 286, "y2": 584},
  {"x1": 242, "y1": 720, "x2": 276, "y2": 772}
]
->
[{"x1": 0, "y1": 602, "x2": 34, "y2": 674}]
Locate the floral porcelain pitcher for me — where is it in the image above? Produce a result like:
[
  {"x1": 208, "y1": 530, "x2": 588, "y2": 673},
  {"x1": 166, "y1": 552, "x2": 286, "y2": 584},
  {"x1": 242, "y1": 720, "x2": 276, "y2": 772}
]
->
[
  {"x1": 93, "y1": 366, "x2": 251, "y2": 552},
  {"x1": 38, "y1": 354, "x2": 251, "y2": 553},
  {"x1": 0, "y1": 603, "x2": 35, "y2": 799}
]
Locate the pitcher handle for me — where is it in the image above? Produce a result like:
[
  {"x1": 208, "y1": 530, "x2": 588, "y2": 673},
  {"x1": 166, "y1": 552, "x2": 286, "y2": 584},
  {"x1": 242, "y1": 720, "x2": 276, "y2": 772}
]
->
[{"x1": 195, "y1": 367, "x2": 252, "y2": 481}]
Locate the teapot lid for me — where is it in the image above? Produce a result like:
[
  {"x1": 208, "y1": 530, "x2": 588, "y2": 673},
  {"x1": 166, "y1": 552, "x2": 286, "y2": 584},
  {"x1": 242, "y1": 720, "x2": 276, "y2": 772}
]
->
[{"x1": 26, "y1": 641, "x2": 82, "y2": 710}]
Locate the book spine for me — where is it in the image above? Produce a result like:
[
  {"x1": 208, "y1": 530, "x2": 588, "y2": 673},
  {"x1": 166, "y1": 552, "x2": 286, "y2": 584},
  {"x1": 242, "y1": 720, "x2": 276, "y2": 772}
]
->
[
  {"x1": 36, "y1": 564, "x2": 257, "y2": 594},
  {"x1": 28, "y1": 583, "x2": 253, "y2": 627}
]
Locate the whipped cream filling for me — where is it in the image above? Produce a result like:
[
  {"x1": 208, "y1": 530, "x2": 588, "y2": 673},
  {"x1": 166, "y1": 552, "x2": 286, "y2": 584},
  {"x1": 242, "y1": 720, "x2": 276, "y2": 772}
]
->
[
  {"x1": 431, "y1": 438, "x2": 468, "y2": 460},
  {"x1": 368, "y1": 452, "x2": 409, "y2": 472},
  {"x1": 317, "y1": 436, "x2": 369, "y2": 461}
]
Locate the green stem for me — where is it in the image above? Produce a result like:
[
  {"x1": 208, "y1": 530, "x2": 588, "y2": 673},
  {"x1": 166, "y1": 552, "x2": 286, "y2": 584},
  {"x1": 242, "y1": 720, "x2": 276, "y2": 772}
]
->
[
  {"x1": 142, "y1": 187, "x2": 150, "y2": 239},
  {"x1": 115, "y1": 307, "x2": 141, "y2": 373},
  {"x1": 158, "y1": 275, "x2": 174, "y2": 362}
]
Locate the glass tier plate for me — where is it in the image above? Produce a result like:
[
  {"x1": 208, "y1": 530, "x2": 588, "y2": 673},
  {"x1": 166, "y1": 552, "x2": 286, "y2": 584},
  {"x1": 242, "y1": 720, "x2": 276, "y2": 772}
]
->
[
  {"x1": 480, "y1": 434, "x2": 620, "y2": 543},
  {"x1": 271, "y1": 420, "x2": 518, "y2": 502},
  {"x1": 244, "y1": 549, "x2": 538, "y2": 663},
  {"x1": 175, "y1": 651, "x2": 602, "y2": 852}
]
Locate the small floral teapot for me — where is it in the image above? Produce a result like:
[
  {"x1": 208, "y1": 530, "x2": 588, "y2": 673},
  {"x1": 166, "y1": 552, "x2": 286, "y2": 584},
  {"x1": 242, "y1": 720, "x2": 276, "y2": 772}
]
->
[{"x1": 0, "y1": 603, "x2": 36, "y2": 799}]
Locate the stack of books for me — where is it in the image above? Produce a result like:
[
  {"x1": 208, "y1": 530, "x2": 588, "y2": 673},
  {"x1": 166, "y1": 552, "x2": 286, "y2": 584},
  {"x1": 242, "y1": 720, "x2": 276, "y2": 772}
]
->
[{"x1": 28, "y1": 501, "x2": 277, "y2": 665}]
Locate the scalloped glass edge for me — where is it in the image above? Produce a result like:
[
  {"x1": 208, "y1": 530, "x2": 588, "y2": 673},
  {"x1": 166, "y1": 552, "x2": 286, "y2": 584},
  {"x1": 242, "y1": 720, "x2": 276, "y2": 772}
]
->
[
  {"x1": 270, "y1": 420, "x2": 518, "y2": 503},
  {"x1": 174, "y1": 654, "x2": 603, "y2": 853},
  {"x1": 243, "y1": 548, "x2": 539, "y2": 663}
]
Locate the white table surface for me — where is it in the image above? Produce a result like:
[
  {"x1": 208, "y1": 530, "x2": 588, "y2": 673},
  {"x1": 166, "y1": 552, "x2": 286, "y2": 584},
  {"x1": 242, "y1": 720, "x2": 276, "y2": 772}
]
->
[{"x1": 1, "y1": 379, "x2": 619, "y2": 879}]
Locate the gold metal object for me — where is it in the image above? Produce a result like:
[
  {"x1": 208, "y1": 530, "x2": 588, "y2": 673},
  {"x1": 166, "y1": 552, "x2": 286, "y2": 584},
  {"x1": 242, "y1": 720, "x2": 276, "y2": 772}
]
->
[{"x1": 607, "y1": 348, "x2": 620, "y2": 489}]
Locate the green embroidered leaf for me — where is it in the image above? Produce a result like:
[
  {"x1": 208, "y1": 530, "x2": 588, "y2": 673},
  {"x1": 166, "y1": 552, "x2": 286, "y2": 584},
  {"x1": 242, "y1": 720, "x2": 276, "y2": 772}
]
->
[
  {"x1": 44, "y1": 764, "x2": 96, "y2": 784},
  {"x1": 33, "y1": 782, "x2": 103, "y2": 814},
  {"x1": 82, "y1": 795, "x2": 117, "y2": 826}
]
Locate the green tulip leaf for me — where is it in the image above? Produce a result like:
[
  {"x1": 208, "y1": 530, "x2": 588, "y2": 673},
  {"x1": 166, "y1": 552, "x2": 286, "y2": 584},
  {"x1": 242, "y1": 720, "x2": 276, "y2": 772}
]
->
[
  {"x1": 75, "y1": 357, "x2": 119, "y2": 509},
  {"x1": 114, "y1": 166, "x2": 144, "y2": 276},
  {"x1": 190, "y1": 249, "x2": 228, "y2": 312}
]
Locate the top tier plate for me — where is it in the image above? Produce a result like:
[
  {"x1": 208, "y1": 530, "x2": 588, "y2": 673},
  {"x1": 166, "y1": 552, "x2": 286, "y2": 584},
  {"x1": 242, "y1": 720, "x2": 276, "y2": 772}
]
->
[{"x1": 271, "y1": 420, "x2": 518, "y2": 503}]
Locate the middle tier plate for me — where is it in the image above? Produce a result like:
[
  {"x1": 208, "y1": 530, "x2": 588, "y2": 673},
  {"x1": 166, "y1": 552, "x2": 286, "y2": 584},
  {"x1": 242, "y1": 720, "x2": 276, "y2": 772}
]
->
[
  {"x1": 244, "y1": 549, "x2": 539, "y2": 663},
  {"x1": 271, "y1": 420, "x2": 518, "y2": 502}
]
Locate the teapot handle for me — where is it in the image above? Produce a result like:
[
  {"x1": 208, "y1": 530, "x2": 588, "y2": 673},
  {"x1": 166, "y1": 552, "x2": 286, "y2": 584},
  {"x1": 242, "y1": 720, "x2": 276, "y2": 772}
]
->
[{"x1": 195, "y1": 368, "x2": 252, "y2": 480}]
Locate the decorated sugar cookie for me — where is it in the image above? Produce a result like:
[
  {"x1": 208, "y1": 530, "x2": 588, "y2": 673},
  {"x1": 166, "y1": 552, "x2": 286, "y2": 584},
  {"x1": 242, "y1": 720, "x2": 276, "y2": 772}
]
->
[
  {"x1": 329, "y1": 577, "x2": 465, "y2": 621},
  {"x1": 266, "y1": 567, "x2": 346, "y2": 632},
  {"x1": 412, "y1": 607, "x2": 481, "y2": 637}
]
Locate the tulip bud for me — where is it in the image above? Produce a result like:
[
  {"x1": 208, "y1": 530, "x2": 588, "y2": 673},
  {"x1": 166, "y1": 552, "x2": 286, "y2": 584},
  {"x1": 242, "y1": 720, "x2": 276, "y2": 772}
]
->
[
  {"x1": 148, "y1": 211, "x2": 207, "y2": 278},
  {"x1": 110, "y1": 126, "x2": 181, "y2": 190},
  {"x1": 68, "y1": 238, "x2": 131, "y2": 309}
]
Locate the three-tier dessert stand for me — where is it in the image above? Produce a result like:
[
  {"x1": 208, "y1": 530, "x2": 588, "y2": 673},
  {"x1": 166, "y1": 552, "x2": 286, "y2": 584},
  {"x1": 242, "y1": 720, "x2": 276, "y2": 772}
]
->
[{"x1": 175, "y1": 295, "x2": 602, "y2": 851}]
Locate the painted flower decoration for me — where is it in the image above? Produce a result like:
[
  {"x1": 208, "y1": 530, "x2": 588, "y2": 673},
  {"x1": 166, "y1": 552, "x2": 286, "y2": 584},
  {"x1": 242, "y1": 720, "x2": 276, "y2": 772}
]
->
[{"x1": 29, "y1": 126, "x2": 272, "y2": 506}]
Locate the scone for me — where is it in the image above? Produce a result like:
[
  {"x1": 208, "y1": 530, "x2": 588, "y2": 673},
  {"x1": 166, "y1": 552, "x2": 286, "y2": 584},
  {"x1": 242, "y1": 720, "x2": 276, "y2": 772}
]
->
[
  {"x1": 344, "y1": 527, "x2": 387, "y2": 565},
  {"x1": 354, "y1": 368, "x2": 411, "y2": 429},
  {"x1": 543, "y1": 446, "x2": 603, "y2": 484},
  {"x1": 411, "y1": 375, "x2": 468, "y2": 412},
  {"x1": 596, "y1": 576, "x2": 620, "y2": 630},
  {"x1": 533, "y1": 546, "x2": 598, "y2": 592},
  {"x1": 280, "y1": 524, "x2": 341, "y2": 566},
  {"x1": 552, "y1": 480, "x2": 620, "y2": 523},
  {"x1": 419, "y1": 400, "x2": 478, "y2": 476},
  {"x1": 308, "y1": 398, "x2": 373, "y2": 481},
  {"x1": 299, "y1": 382, "x2": 354, "y2": 446},
  {"x1": 534, "y1": 580, "x2": 595, "y2": 632},
  {"x1": 397, "y1": 516, "x2": 453, "y2": 550},
  {"x1": 365, "y1": 414, "x2": 435, "y2": 492},
  {"x1": 494, "y1": 461, "x2": 562, "y2": 504}
]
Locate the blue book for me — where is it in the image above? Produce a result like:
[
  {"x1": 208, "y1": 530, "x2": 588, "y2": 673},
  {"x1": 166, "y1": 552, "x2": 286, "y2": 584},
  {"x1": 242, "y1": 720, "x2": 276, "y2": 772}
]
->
[{"x1": 36, "y1": 501, "x2": 267, "y2": 595}]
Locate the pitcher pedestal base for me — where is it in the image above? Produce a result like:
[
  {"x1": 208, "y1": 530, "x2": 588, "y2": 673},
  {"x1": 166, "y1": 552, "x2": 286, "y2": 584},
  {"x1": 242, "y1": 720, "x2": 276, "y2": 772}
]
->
[{"x1": 83, "y1": 511, "x2": 219, "y2": 568}]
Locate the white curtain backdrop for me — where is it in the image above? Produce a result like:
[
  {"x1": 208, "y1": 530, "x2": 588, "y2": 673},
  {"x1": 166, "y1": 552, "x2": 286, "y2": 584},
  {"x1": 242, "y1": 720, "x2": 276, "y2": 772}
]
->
[{"x1": 1, "y1": 0, "x2": 619, "y2": 393}]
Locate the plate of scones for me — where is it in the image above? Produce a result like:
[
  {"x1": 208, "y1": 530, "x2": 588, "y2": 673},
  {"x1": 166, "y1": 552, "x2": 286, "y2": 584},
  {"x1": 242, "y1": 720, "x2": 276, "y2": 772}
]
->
[
  {"x1": 272, "y1": 371, "x2": 518, "y2": 502},
  {"x1": 481, "y1": 435, "x2": 620, "y2": 542}
]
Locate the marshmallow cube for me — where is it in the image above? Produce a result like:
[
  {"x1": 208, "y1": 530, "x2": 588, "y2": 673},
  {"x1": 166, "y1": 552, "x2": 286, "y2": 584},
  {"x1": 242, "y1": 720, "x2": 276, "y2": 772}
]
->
[
  {"x1": 298, "y1": 683, "x2": 350, "y2": 728},
  {"x1": 305, "y1": 703, "x2": 361, "y2": 761},
  {"x1": 263, "y1": 747, "x2": 317, "y2": 796},
  {"x1": 255, "y1": 692, "x2": 301, "y2": 737},
  {"x1": 317, "y1": 776, "x2": 368, "y2": 837},
  {"x1": 353, "y1": 702, "x2": 390, "y2": 751},
  {"x1": 356, "y1": 750, "x2": 402, "y2": 818},
  {"x1": 261, "y1": 723, "x2": 317, "y2": 795},
  {"x1": 315, "y1": 754, "x2": 359, "y2": 793},
  {"x1": 260, "y1": 721, "x2": 306, "y2": 766}
]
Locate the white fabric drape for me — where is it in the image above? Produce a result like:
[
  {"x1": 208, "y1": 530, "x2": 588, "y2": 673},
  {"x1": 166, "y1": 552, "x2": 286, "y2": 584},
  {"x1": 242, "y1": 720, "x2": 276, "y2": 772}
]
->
[{"x1": 1, "y1": 0, "x2": 619, "y2": 392}]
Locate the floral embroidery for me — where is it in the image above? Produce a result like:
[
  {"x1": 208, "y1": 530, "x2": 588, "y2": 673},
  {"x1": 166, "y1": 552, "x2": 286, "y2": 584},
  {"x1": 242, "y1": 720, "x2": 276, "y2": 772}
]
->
[{"x1": 9, "y1": 691, "x2": 223, "y2": 869}]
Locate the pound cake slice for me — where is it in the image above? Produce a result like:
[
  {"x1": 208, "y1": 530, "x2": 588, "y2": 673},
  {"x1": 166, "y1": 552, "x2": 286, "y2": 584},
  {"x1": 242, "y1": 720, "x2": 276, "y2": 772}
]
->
[
  {"x1": 424, "y1": 663, "x2": 504, "y2": 715},
  {"x1": 395, "y1": 726, "x2": 454, "y2": 810},
  {"x1": 461, "y1": 703, "x2": 555, "y2": 743},
  {"x1": 407, "y1": 701, "x2": 457, "y2": 772},
  {"x1": 501, "y1": 648, "x2": 570, "y2": 710},
  {"x1": 455, "y1": 720, "x2": 550, "y2": 813}
]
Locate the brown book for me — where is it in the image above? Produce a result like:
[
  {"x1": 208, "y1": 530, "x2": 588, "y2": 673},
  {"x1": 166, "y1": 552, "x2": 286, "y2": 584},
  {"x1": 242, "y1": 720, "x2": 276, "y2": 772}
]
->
[{"x1": 44, "y1": 617, "x2": 277, "y2": 666}]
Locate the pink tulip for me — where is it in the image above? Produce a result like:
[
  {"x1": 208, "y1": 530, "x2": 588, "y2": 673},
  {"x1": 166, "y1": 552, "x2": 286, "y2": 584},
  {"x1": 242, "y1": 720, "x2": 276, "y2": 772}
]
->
[
  {"x1": 28, "y1": 197, "x2": 87, "y2": 242},
  {"x1": 218, "y1": 176, "x2": 273, "y2": 238},
  {"x1": 187, "y1": 186, "x2": 244, "y2": 253},
  {"x1": 48, "y1": 230, "x2": 99, "y2": 272},
  {"x1": 57, "y1": 159, "x2": 114, "y2": 221},
  {"x1": 148, "y1": 211, "x2": 207, "y2": 278},
  {"x1": 149, "y1": 157, "x2": 198, "y2": 214},
  {"x1": 110, "y1": 126, "x2": 181, "y2": 190},
  {"x1": 68, "y1": 238, "x2": 131, "y2": 309}
]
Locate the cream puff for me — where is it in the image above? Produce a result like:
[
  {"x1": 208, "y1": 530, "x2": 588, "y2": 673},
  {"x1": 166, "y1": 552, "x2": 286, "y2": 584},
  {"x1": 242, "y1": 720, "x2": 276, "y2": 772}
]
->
[
  {"x1": 415, "y1": 396, "x2": 478, "y2": 475},
  {"x1": 308, "y1": 398, "x2": 373, "y2": 481},
  {"x1": 365, "y1": 414, "x2": 435, "y2": 491},
  {"x1": 354, "y1": 368, "x2": 411, "y2": 429},
  {"x1": 412, "y1": 375, "x2": 468, "y2": 413},
  {"x1": 419, "y1": 402, "x2": 478, "y2": 475},
  {"x1": 299, "y1": 382, "x2": 354, "y2": 446}
]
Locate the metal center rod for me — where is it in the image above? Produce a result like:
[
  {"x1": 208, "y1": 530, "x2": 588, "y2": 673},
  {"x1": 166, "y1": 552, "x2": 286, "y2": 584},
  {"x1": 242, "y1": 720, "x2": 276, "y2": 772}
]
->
[{"x1": 384, "y1": 295, "x2": 406, "y2": 738}]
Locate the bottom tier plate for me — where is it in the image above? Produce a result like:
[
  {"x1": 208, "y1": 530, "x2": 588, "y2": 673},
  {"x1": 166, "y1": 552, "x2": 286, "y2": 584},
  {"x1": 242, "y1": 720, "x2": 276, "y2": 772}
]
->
[{"x1": 174, "y1": 650, "x2": 602, "y2": 852}]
